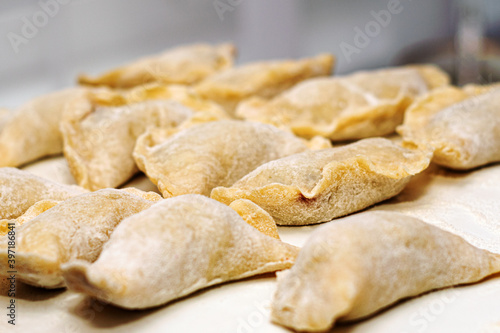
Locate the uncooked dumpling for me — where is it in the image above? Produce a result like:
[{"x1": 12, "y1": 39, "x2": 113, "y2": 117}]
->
[
  {"x1": 195, "y1": 54, "x2": 334, "y2": 114},
  {"x1": 78, "y1": 43, "x2": 236, "y2": 88},
  {"x1": 62, "y1": 195, "x2": 298, "y2": 309},
  {"x1": 271, "y1": 211, "x2": 500, "y2": 332},
  {"x1": 237, "y1": 65, "x2": 449, "y2": 140},
  {"x1": 211, "y1": 138, "x2": 432, "y2": 225},
  {"x1": 0, "y1": 167, "x2": 86, "y2": 220},
  {"x1": 398, "y1": 85, "x2": 500, "y2": 169},
  {"x1": 0, "y1": 188, "x2": 160, "y2": 288},
  {"x1": 0, "y1": 200, "x2": 59, "y2": 237},
  {"x1": 0, "y1": 88, "x2": 88, "y2": 167},
  {"x1": 61, "y1": 87, "x2": 228, "y2": 190},
  {"x1": 133, "y1": 120, "x2": 329, "y2": 197},
  {"x1": 229, "y1": 199, "x2": 280, "y2": 239}
]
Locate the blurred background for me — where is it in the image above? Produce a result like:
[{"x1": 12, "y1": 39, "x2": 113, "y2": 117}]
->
[{"x1": 0, "y1": 0, "x2": 499, "y2": 108}]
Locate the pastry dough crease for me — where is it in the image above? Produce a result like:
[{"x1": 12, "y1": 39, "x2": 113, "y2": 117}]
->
[
  {"x1": 398, "y1": 85, "x2": 500, "y2": 169},
  {"x1": 211, "y1": 138, "x2": 432, "y2": 225},
  {"x1": 78, "y1": 43, "x2": 236, "y2": 88},
  {"x1": 133, "y1": 120, "x2": 327, "y2": 198},
  {"x1": 237, "y1": 65, "x2": 449, "y2": 140}
]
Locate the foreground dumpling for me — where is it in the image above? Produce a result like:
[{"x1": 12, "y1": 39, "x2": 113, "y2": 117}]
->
[
  {"x1": 78, "y1": 43, "x2": 236, "y2": 88},
  {"x1": 0, "y1": 167, "x2": 86, "y2": 219},
  {"x1": 134, "y1": 120, "x2": 329, "y2": 197},
  {"x1": 237, "y1": 65, "x2": 449, "y2": 140},
  {"x1": 61, "y1": 87, "x2": 228, "y2": 190},
  {"x1": 62, "y1": 195, "x2": 298, "y2": 309},
  {"x1": 0, "y1": 88, "x2": 88, "y2": 167},
  {"x1": 398, "y1": 85, "x2": 500, "y2": 169},
  {"x1": 271, "y1": 211, "x2": 500, "y2": 332},
  {"x1": 211, "y1": 138, "x2": 432, "y2": 225},
  {"x1": 195, "y1": 54, "x2": 334, "y2": 114},
  {"x1": 0, "y1": 189, "x2": 159, "y2": 288}
]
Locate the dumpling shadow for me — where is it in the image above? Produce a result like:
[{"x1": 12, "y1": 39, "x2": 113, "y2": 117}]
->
[
  {"x1": 0, "y1": 281, "x2": 65, "y2": 301},
  {"x1": 384, "y1": 162, "x2": 440, "y2": 203},
  {"x1": 70, "y1": 295, "x2": 160, "y2": 328},
  {"x1": 328, "y1": 272, "x2": 500, "y2": 332},
  {"x1": 71, "y1": 272, "x2": 277, "y2": 329}
]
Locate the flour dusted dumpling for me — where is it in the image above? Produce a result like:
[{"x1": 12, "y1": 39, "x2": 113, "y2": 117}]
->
[
  {"x1": 237, "y1": 65, "x2": 449, "y2": 140},
  {"x1": 398, "y1": 85, "x2": 500, "y2": 169},
  {"x1": 78, "y1": 43, "x2": 236, "y2": 89},
  {"x1": 0, "y1": 189, "x2": 160, "y2": 288},
  {"x1": 61, "y1": 87, "x2": 228, "y2": 190},
  {"x1": 134, "y1": 120, "x2": 329, "y2": 197},
  {"x1": 211, "y1": 138, "x2": 432, "y2": 225},
  {"x1": 0, "y1": 167, "x2": 86, "y2": 220},
  {"x1": 271, "y1": 211, "x2": 500, "y2": 332},
  {"x1": 88, "y1": 83, "x2": 227, "y2": 112},
  {"x1": 62, "y1": 195, "x2": 298, "y2": 309},
  {"x1": 0, "y1": 88, "x2": 88, "y2": 167},
  {"x1": 195, "y1": 54, "x2": 334, "y2": 114}
]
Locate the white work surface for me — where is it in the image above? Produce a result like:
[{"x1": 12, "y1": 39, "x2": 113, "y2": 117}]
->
[{"x1": 1, "y1": 157, "x2": 500, "y2": 333}]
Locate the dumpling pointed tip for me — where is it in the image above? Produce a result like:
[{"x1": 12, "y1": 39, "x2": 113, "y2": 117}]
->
[{"x1": 63, "y1": 260, "x2": 119, "y2": 300}]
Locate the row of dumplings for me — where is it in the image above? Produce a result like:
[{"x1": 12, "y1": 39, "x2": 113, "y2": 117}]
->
[
  {"x1": 2, "y1": 42, "x2": 500, "y2": 331},
  {"x1": 1, "y1": 168, "x2": 500, "y2": 332},
  {"x1": 2, "y1": 44, "x2": 500, "y2": 196}
]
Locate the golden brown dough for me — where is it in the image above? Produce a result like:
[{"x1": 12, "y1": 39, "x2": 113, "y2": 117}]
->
[
  {"x1": 195, "y1": 54, "x2": 334, "y2": 114},
  {"x1": 211, "y1": 138, "x2": 431, "y2": 225},
  {"x1": 133, "y1": 120, "x2": 325, "y2": 197},
  {"x1": 0, "y1": 167, "x2": 86, "y2": 220},
  {"x1": 78, "y1": 43, "x2": 236, "y2": 88},
  {"x1": 120, "y1": 187, "x2": 163, "y2": 202},
  {"x1": 237, "y1": 65, "x2": 449, "y2": 140},
  {"x1": 0, "y1": 88, "x2": 88, "y2": 167},
  {"x1": 271, "y1": 211, "x2": 500, "y2": 332},
  {"x1": 398, "y1": 85, "x2": 500, "y2": 169},
  {"x1": 229, "y1": 199, "x2": 280, "y2": 239},
  {"x1": 0, "y1": 200, "x2": 59, "y2": 237},
  {"x1": 0, "y1": 189, "x2": 158, "y2": 288},
  {"x1": 61, "y1": 87, "x2": 228, "y2": 190},
  {"x1": 62, "y1": 195, "x2": 298, "y2": 309}
]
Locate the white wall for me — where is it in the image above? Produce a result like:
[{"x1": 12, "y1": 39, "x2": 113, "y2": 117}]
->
[{"x1": 0, "y1": 0, "x2": 498, "y2": 108}]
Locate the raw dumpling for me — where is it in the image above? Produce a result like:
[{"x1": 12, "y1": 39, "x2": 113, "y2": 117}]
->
[
  {"x1": 271, "y1": 211, "x2": 500, "y2": 332},
  {"x1": 62, "y1": 195, "x2": 298, "y2": 309},
  {"x1": 0, "y1": 187, "x2": 160, "y2": 236},
  {"x1": 0, "y1": 188, "x2": 160, "y2": 288},
  {"x1": 61, "y1": 87, "x2": 228, "y2": 190},
  {"x1": 0, "y1": 88, "x2": 88, "y2": 167},
  {"x1": 195, "y1": 54, "x2": 334, "y2": 114},
  {"x1": 88, "y1": 82, "x2": 226, "y2": 112},
  {"x1": 237, "y1": 65, "x2": 449, "y2": 140},
  {"x1": 211, "y1": 138, "x2": 432, "y2": 225},
  {"x1": 228, "y1": 199, "x2": 280, "y2": 239},
  {"x1": 78, "y1": 43, "x2": 236, "y2": 88},
  {"x1": 0, "y1": 199, "x2": 59, "y2": 237},
  {"x1": 133, "y1": 120, "x2": 329, "y2": 197},
  {"x1": 0, "y1": 167, "x2": 86, "y2": 220},
  {"x1": 398, "y1": 85, "x2": 500, "y2": 169}
]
